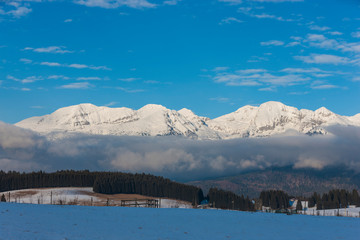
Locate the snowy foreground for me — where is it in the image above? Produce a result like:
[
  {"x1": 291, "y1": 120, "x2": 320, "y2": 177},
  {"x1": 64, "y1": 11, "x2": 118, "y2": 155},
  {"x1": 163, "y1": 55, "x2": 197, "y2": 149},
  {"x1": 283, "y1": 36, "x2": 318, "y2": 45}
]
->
[{"x1": 1, "y1": 203, "x2": 359, "y2": 240}]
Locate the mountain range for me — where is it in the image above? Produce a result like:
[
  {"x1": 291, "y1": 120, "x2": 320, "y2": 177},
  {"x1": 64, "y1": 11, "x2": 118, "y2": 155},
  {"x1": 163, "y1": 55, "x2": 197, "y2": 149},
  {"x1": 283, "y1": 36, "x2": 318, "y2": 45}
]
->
[{"x1": 16, "y1": 101, "x2": 360, "y2": 139}]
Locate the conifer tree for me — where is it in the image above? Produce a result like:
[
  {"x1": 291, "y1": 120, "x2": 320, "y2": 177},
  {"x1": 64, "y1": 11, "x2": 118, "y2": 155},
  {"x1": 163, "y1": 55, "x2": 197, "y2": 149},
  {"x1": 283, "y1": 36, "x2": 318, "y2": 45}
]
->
[{"x1": 1, "y1": 194, "x2": 6, "y2": 202}]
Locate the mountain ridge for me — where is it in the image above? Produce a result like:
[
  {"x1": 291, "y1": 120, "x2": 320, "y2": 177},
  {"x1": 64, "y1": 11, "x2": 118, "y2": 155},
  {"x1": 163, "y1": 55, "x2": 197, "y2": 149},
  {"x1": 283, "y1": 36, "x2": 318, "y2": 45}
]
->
[{"x1": 15, "y1": 101, "x2": 360, "y2": 139}]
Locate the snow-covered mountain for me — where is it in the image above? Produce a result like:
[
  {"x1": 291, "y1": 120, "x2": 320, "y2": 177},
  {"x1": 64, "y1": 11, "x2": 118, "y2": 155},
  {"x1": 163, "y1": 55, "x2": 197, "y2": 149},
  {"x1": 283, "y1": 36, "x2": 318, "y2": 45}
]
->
[{"x1": 15, "y1": 101, "x2": 360, "y2": 139}]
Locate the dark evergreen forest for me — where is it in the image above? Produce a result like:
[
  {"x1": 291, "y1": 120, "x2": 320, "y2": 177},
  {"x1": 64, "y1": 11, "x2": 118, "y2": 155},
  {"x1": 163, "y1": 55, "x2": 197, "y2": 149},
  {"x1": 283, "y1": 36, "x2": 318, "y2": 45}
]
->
[
  {"x1": 0, "y1": 170, "x2": 249, "y2": 209},
  {"x1": 1, "y1": 170, "x2": 358, "y2": 211}
]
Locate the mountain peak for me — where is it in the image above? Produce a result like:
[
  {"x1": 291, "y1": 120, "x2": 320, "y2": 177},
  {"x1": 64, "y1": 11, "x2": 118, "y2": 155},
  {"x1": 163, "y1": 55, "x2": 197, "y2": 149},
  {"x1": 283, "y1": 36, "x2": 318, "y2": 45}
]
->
[
  {"x1": 15, "y1": 102, "x2": 360, "y2": 140},
  {"x1": 139, "y1": 104, "x2": 168, "y2": 112}
]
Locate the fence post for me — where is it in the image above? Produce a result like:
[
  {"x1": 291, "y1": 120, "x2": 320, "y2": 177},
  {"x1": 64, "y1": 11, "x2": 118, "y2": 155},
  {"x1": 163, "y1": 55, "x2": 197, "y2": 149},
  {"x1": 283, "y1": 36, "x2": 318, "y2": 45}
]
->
[
  {"x1": 8, "y1": 192, "x2": 10, "y2": 203},
  {"x1": 50, "y1": 191, "x2": 52, "y2": 205}
]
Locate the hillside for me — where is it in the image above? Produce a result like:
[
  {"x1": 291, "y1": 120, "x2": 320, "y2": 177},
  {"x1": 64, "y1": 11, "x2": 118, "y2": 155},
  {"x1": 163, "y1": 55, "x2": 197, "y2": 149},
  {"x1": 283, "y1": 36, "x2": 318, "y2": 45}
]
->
[{"x1": 189, "y1": 167, "x2": 360, "y2": 198}]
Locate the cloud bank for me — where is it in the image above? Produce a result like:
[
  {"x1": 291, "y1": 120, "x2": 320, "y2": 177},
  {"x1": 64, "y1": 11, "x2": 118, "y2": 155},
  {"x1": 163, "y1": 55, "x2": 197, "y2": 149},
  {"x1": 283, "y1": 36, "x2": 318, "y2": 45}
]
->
[{"x1": 1, "y1": 122, "x2": 360, "y2": 181}]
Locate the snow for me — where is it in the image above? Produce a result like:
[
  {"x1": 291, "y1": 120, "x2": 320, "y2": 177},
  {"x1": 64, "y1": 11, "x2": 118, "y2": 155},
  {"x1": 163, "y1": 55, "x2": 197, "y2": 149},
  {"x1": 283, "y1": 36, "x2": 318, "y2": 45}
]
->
[
  {"x1": 300, "y1": 207, "x2": 360, "y2": 218},
  {"x1": 15, "y1": 101, "x2": 360, "y2": 140},
  {"x1": 1, "y1": 203, "x2": 359, "y2": 239},
  {"x1": 2, "y1": 188, "x2": 97, "y2": 205},
  {"x1": 0, "y1": 188, "x2": 192, "y2": 209}
]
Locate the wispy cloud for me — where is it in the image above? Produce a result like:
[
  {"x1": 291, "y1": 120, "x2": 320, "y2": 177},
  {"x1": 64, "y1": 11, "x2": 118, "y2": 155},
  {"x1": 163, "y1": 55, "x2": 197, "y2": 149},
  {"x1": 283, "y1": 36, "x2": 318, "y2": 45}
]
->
[
  {"x1": 77, "y1": 77, "x2": 103, "y2": 81},
  {"x1": 117, "y1": 87, "x2": 144, "y2": 93},
  {"x1": 38, "y1": 61, "x2": 111, "y2": 70},
  {"x1": 352, "y1": 32, "x2": 360, "y2": 38},
  {"x1": 309, "y1": 25, "x2": 330, "y2": 31},
  {"x1": 48, "y1": 75, "x2": 69, "y2": 80},
  {"x1": 210, "y1": 97, "x2": 230, "y2": 103},
  {"x1": 237, "y1": 7, "x2": 296, "y2": 22},
  {"x1": 105, "y1": 101, "x2": 118, "y2": 107},
  {"x1": 163, "y1": 0, "x2": 181, "y2": 5},
  {"x1": 328, "y1": 31, "x2": 343, "y2": 36},
  {"x1": 19, "y1": 58, "x2": 32, "y2": 64},
  {"x1": 59, "y1": 82, "x2": 93, "y2": 89},
  {"x1": 24, "y1": 46, "x2": 73, "y2": 54},
  {"x1": 40, "y1": 62, "x2": 62, "y2": 67},
  {"x1": 74, "y1": 0, "x2": 157, "y2": 9},
  {"x1": 219, "y1": 17, "x2": 243, "y2": 25},
  {"x1": 213, "y1": 68, "x2": 310, "y2": 87},
  {"x1": 260, "y1": 40, "x2": 284, "y2": 46},
  {"x1": 7, "y1": 75, "x2": 43, "y2": 84},
  {"x1": 310, "y1": 80, "x2": 339, "y2": 90},
  {"x1": 219, "y1": 0, "x2": 243, "y2": 5},
  {"x1": 295, "y1": 54, "x2": 349, "y2": 65},
  {"x1": 212, "y1": 67, "x2": 229, "y2": 72},
  {"x1": 0, "y1": 3, "x2": 32, "y2": 18},
  {"x1": 64, "y1": 19, "x2": 73, "y2": 23},
  {"x1": 118, "y1": 77, "x2": 140, "y2": 82}
]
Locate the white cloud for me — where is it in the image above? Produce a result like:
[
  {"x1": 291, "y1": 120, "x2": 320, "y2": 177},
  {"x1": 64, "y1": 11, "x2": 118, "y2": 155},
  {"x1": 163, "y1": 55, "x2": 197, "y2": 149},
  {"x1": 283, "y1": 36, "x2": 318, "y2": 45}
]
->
[
  {"x1": 309, "y1": 25, "x2": 330, "y2": 31},
  {"x1": 77, "y1": 77, "x2": 102, "y2": 81},
  {"x1": 7, "y1": 75, "x2": 43, "y2": 84},
  {"x1": 295, "y1": 54, "x2": 349, "y2": 65},
  {"x1": 281, "y1": 67, "x2": 323, "y2": 73},
  {"x1": 258, "y1": 87, "x2": 276, "y2": 92},
  {"x1": 116, "y1": 87, "x2": 144, "y2": 93},
  {"x1": 212, "y1": 67, "x2": 229, "y2": 72},
  {"x1": 6, "y1": 6, "x2": 32, "y2": 18},
  {"x1": 353, "y1": 76, "x2": 360, "y2": 82},
  {"x1": 219, "y1": 17, "x2": 243, "y2": 25},
  {"x1": 24, "y1": 46, "x2": 73, "y2": 54},
  {"x1": 260, "y1": 40, "x2": 284, "y2": 46},
  {"x1": 21, "y1": 87, "x2": 31, "y2": 91},
  {"x1": 252, "y1": 0, "x2": 303, "y2": 2},
  {"x1": 105, "y1": 101, "x2": 118, "y2": 107},
  {"x1": 219, "y1": 0, "x2": 243, "y2": 4},
  {"x1": 237, "y1": 7, "x2": 295, "y2": 22},
  {"x1": 328, "y1": 31, "x2": 343, "y2": 36},
  {"x1": 59, "y1": 82, "x2": 93, "y2": 89},
  {"x1": 143, "y1": 80, "x2": 160, "y2": 84},
  {"x1": 74, "y1": 0, "x2": 157, "y2": 9},
  {"x1": 38, "y1": 61, "x2": 111, "y2": 70},
  {"x1": 303, "y1": 33, "x2": 360, "y2": 53},
  {"x1": 163, "y1": 0, "x2": 180, "y2": 5},
  {"x1": 40, "y1": 62, "x2": 62, "y2": 67},
  {"x1": 64, "y1": 19, "x2": 73, "y2": 23},
  {"x1": 214, "y1": 69, "x2": 310, "y2": 87},
  {"x1": 19, "y1": 58, "x2": 32, "y2": 64},
  {"x1": 352, "y1": 32, "x2": 360, "y2": 38},
  {"x1": 210, "y1": 97, "x2": 230, "y2": 103},
  {"x1": 48, "y1": 75, "x2": 69, "y2": 80},
  {"x1": 118, "y1": 77, "x2": 140, "y2": 82},
  {"x1": 311, "y1": 84, "x2": 338, "y2": 90}
]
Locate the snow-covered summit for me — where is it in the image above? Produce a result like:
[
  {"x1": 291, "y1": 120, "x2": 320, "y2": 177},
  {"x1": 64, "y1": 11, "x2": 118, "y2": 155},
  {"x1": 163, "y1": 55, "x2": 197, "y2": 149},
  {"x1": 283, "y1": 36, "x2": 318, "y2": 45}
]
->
[{"x1": 15, "y1": 101, "x2": 360, "y2": 139}]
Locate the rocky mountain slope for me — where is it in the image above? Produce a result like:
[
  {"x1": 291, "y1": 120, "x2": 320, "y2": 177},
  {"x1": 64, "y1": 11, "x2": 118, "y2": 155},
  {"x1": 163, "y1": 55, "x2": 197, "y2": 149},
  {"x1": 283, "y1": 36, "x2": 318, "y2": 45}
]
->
[{"x1": 15, "y1": 101, "x2": 360, "y2": 139}]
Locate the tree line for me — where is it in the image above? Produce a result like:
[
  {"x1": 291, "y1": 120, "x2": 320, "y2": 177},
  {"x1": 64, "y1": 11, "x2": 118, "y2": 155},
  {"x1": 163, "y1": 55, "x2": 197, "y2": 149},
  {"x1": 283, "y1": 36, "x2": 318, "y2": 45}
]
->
[
  {"x1": 207, "y1": 188, "x2": 255, "y2": 211},
  {"x1": 307, "y1": 189, "x2": 360, "y2": 210},
  {"x1": 0, "y1": 170, "x2": 252, "y2": 210},
  {"x1": 93, "y1": 172, "x2": 204, "y2": 205},
  {"x1": 259, "y1": 190, "x2": 290, "y2": 210}
]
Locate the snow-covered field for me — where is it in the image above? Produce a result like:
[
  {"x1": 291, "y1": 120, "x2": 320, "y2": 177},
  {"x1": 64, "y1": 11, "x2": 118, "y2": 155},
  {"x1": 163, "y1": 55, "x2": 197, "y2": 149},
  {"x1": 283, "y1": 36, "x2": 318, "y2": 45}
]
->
[
  {"x1": 0, "y1": 203, "x2": 359, "y2": 240},
  {"x1": 0, "y1": 187, "x2": 193, "y2": 209}
]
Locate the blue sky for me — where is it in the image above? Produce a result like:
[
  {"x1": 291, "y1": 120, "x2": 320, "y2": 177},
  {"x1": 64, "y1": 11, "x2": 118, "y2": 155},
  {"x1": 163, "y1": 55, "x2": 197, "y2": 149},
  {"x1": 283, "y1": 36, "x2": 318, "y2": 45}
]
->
[{"x1": 0, "y1": 0, "x2": 360, "y2": 123}]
